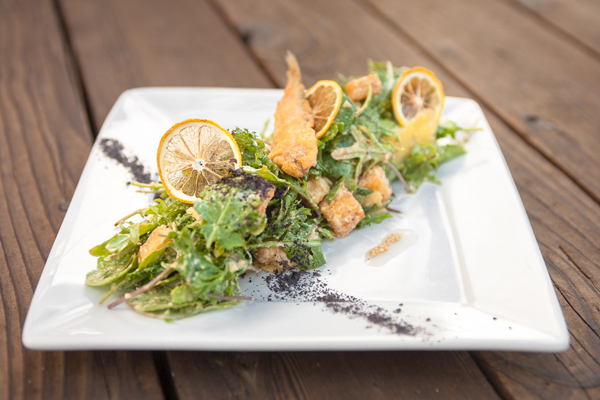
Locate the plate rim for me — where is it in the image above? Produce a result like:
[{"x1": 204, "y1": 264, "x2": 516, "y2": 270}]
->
[{"x1": 22, "y1": 87, "x2": 570, "y2": 352}]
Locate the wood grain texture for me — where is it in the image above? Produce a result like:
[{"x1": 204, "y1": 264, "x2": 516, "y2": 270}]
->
[
  {"x1": 0, "y1": 0, "x2": 164, "y2": 399},
  {"x1": 507, "y1": 0, "x2": 600, "y2": 58},
  {"x1": 365, "y1": 0, "x2": 600, "y2": 205},
  {"x1": 58, "y1": 0, "x2": 273, "y2": 132},
  {"x1": 169, "y1": 351, "x2": 500, "y2": 400},
  {"x1": 213, "y1": 0, "x2": 600, "y2": 397},
  {"x1": 209, "y1": 0, "x2": 470, "y2": 95}
]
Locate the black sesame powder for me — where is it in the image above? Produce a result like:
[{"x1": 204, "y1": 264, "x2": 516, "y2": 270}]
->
[
  {"x1": 99, "y1": 138, "x2": 152, "y2": 183},
  {"x1": 261, "y1": 270, "x2": 419, "y2": 336},
  {"x1": 222, "y1": 169, "x2": 275, "y2": 198}
]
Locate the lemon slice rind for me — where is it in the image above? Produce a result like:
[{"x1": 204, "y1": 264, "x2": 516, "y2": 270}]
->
[
  {"x1": 392, "y1": 67, "x2": 444, "y2": 127},
  {"x1": 305, "y1": 80, "x2": 343, "y2": 139},
  {"x1": 157, "y1": 119, "x2": 241, "y2": 204}
]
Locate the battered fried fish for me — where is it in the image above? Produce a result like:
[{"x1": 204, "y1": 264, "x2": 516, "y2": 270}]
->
[{"x1": 268, "y1": 52, "x2": 318, "y2": 178}]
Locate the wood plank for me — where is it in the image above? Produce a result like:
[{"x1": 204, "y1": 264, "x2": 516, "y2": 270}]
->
[
  {"x1": 0, "y1": 0, "x2": 164, "y2": 398},
  {"x1": 365, "y1": 0, "x2": 600, "y2": 204},
  {"x1": 209, "y1": 0, "x2": 470, "y2": 95},
  {"x1": 506, "y1": 0, "x2": 600, "y2": 57},
  {"x1": 169, "y1": 351, "x2": 500, "y2": 399},
  {"x1": 213, "y1": 0, "x2": 600, "y2": 397},
  {"x1": 58, "y1": 0, "x2": 273, "y2": 132}
]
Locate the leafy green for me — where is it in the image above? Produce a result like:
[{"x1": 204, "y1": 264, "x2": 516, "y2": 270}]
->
[
  {"x1": 242, "y1": 165, "x2": 319, "y2": 211},
  {"x1": 334, "y1": 93, "x2": 356, "y2": 131},
  {"x1": 231, "y1": 127, "x2": 279, "y2": 174},
  {"x1": 368, "y1": 60, "x2": 404, "y2": 119},
  {"x1": 397, "y1": 143, "x2": 441, "y2": 188},
  {"x1": 284, "y1": 241, "x2": 326, "y2": 270},
  {"x1": 438, "y1": 144, "x2": 467, "y2": 164},
  {"x1": 356, "y1": 212, "x2": 393, "y2": 229},
  {"x1": 329, "y1": 125, "x2": 394, "y2": 181},
  {"x1": 436, "y1": 120, "x2": 481, "y2": 140},
  {"x1": 196, "y1": 176, "x2": 267, "y2": 250},
  {"x1": 315, "y1": 152, "x2": 356, "y2": 180},
  {"x1": 86, "y1": 255, "x2": 137, "y2": 286},
  {"x1": 324, "y1": 178, "x2": 343, "y2": 204},
  {"x1": 250, "y1": 190, "x2": 326, "y2": 270}
]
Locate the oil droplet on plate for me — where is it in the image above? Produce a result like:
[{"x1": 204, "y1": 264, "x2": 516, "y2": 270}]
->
[{"x1": 365, "y1": 229, "x2": 418, "y2": 267}]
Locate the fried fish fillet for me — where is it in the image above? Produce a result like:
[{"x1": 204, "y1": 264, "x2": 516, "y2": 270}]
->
[{"x1": 268, "y1": 52, "x2": 318, "y2": 178}]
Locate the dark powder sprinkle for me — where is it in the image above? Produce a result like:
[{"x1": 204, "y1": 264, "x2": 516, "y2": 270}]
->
[
  {"x1": 99, "y1": 138, "x2": 152, "y2": 184},
  {"x1": 224, "y1": 169, "x2": 275, "y2": 198},
  {"x1": 262, "y1": 270, "x2": 419, "y2": 337}
]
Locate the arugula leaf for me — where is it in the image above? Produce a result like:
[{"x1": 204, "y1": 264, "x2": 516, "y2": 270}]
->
[
  {"x1": 171, "y1": 283, "x2": 197, "y2": 304},
  {"x1": 196, "y1": 177, "x2": 267, "y2": 250},
  {"x1": 436, "y1": 120, "x2": 482, "y2": 140},
  {"x1": 318, "y1": 122, "x2": 344, "y2": 145},
  {"x1": 231, "y1": 127, "x2": 279, "y2": 175},
  {"x1": 242, "y1": 165, "x2": 319, "y2": 211},
  {"x1": 437, "y1": 144, "x2": 467, "y2": 164},
  {"x1": 334, "y1": 93, "x2": 356, "y2": 132},
  {"x1": 128, "y1": 284, "x2": 241, "y2": 321},
  {"x1": 86, "y1": 255, "x2": 137, "y2": 286},
  {"x1": 397, "y1": 143, "x2": 440, "y2": 188},
  {"x1": 171, "y1": 227, "x2": 248, "y2": 300},
  {"x1": 146, "y1": 199, "x2": 189, "y2": 226},
  {"x1": 283, "y1": 242, "x2": 326, "y2": 270},
  {"x1": 316, "y1": 152, "x2": 356, "y2": 180},
  {"x1": 436, "y1": 120, "x2": 461, "y2": 139},
  {"x1": 356, "y1": 187, "x2": 373, "y2": 196},
  {"x1": 111, "y1": 263, "x2": 165, "y2": 293},
  {"x1": 368, "y1": 60, "x2": 404, "y2": 118},
  {"x1": 104, "y1": 234, "x2": 130, "y2": 253},
  {"x1": 356, "y1": 212, "x2": 393, "y2": 229},
  {"x1": 330, "y1": 125, "x2": 393, "y2": 181},
  {"x1": 324, "y1": 178, "x2": 344, "y2": 204}
]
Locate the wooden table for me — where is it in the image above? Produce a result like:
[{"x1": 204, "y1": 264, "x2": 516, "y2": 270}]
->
[{"x1": 2, "y1": 0, "x2": 599, "y2": 398}]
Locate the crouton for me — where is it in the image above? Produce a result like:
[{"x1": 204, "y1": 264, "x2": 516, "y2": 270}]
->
[
  {"x1": 319, "y1": 183, "x2": 365, "y2": 237},
  {"x1": 138, "y1": 225, "x2": 172, "y2": 263},
  {"x1": 256, "y1": 187, "x2": 276, "y2": 217},
  {"x1": 255, "y1": 245, "x2": 294, "y2": 272},
  {"x1": 358, "y1": 165, "x2": 392, "y2": 202},
  {"x1": 345, "y1": 74, "x2": 383, "y2": 102},
  {"x1": 306, "y1": 176, "x2": 331, "y2": 204}
]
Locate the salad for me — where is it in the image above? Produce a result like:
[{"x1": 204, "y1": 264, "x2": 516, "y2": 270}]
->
[{"x1": 86, "y1": 53, "x2": 473, "y2": 320}]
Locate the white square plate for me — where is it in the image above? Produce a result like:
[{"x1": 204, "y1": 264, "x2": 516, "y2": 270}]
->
[{"x1": 23, "y1": 88, "x2": 569, "y2": 351}]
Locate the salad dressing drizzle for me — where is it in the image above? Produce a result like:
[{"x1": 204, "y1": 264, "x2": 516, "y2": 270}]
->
[{"x1": 365, "y1": 229, "x2": 418, "y2": 267}]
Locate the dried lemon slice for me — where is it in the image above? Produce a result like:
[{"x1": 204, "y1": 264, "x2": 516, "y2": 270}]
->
[
  {"x1": 305, "y1": 80, "x2": 343, "y2": 139},
  {"x1": 392, "y1": 67, "x2": 444, "y2": 127},
  {"x1": 157, "y1": 119, "x2": 241, "y2": 203}
]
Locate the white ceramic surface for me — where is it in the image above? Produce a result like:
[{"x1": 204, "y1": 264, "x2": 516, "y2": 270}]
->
[{"x1": 22, "y1": 88, "x2": 569, "y2": 351}]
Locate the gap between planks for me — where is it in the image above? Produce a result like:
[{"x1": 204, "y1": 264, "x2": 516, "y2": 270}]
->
[
  {"x1": 51, "y1": 0, "x2": 98, "y2": 135},
  {"x1": 153, "y1": 351, "x2": 180, "y2": 400},
  {"x1": 207, "y1": 0, "x2": 279, "y2": 89},
  {"x1": 504, "y1": 0, "x2": 600, "y2": 63}
]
